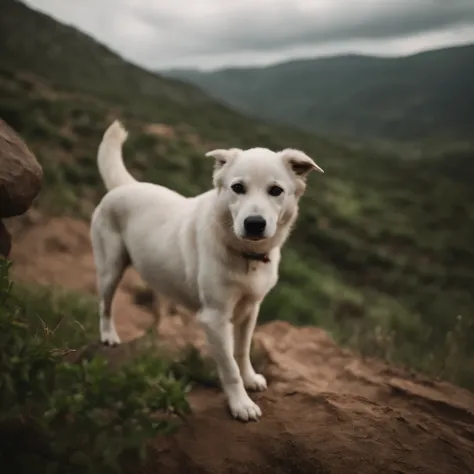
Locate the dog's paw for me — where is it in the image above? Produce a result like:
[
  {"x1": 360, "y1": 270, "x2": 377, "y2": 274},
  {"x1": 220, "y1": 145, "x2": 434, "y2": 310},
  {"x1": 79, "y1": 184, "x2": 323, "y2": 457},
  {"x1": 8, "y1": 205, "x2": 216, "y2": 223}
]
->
[
  {"x1": 243, "y1": 372, "x2": 268, "y2": 392},
  {"x1": 229, "y1": 395, "x2": 262, "y2": 422},
  {"x1": 100, "y1": 330, "x2": 121, "y2": 346},
  {"x1": 101, "y1": 339, "x2": 119, "y2": 348},
  {"x1": 100, "y1": 316, "x2": 121, "y2": 346}
]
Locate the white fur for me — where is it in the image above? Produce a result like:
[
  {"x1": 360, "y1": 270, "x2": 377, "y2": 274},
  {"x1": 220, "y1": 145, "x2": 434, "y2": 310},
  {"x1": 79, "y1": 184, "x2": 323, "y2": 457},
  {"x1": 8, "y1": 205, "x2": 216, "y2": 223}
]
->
[{"x1": 90, "y1": 120, "x2": 323, "y2": 421}]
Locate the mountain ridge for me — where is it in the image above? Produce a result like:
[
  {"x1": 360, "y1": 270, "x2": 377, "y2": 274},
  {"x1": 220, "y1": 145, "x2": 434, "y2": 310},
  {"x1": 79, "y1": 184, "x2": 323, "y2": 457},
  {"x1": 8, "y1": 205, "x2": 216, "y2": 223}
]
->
[
  {"x1": 164, "y1": 43, "x2": 474, "y2": 154},
  {"x1": 167, "y1": 42, "x2": 474, "y2": 74}
]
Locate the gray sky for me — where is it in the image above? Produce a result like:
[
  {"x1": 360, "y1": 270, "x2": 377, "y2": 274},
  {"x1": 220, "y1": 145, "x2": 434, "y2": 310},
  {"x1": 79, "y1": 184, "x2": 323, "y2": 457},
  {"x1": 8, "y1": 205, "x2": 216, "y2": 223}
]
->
[{"x1": 25, "y1": 0, "x2": 474, "y2": 70}]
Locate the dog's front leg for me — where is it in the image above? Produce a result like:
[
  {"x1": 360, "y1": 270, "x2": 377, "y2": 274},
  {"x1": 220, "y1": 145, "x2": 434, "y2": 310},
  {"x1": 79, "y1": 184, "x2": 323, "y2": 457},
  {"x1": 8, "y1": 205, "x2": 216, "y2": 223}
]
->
[
  {"x1": 197, "y1": 307, "x2": 262, "y2": 421},
  {"x1": 234, "y1": 303, "x2": 267, "y2": 392}
]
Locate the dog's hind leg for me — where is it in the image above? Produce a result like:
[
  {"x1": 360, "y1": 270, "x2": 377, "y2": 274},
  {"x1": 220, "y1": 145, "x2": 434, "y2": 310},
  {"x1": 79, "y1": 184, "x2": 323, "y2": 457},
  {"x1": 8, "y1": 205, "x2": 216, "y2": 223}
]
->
[{"x1": 91, "y1": 217, "x2": 129, "y2": 346}]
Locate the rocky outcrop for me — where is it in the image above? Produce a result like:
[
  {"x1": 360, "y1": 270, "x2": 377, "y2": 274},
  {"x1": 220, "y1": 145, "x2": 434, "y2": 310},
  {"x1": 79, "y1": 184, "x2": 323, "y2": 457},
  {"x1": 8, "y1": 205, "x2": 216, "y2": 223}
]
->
[
  {"x1": 0, "y1": 120, "x2": 43, "y2": 256},
  {"x1": 71, "y1": 323, "x2": 474, "y2": 474}
]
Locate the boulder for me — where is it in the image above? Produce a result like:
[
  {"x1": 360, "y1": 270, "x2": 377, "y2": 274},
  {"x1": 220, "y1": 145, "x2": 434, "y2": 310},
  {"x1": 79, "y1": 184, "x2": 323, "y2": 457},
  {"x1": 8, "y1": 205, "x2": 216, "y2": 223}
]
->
[{"x1": 0, "y1": 120, "x2": 43, "y2": 218}]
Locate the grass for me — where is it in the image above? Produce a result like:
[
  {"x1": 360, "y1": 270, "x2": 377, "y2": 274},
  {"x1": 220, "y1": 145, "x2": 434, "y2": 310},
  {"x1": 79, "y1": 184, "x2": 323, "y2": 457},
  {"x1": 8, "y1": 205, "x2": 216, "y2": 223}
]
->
[
  {"x1": 1, "y1": 0, "x2": 474, "y2": 391},
  {"x1": 0, "y1": 258, "x2": 225, "y2": 473}
]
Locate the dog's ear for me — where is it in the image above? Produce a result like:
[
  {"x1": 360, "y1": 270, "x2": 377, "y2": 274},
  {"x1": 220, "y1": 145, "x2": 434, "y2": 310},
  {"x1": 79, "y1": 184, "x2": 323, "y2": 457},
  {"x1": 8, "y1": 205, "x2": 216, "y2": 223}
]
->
[
  {"x1": 205, "y1": 148, "x2": 241, "y2": 188},
  {"x1": 279, "y1": 149, "x2": 324, "y2": 177},
  {"x1": 205, "y1": 148, "x2": 241, "y2": 171},
  {"x1": 280, "y1": 149, "x2": 323, "y2": 197}
]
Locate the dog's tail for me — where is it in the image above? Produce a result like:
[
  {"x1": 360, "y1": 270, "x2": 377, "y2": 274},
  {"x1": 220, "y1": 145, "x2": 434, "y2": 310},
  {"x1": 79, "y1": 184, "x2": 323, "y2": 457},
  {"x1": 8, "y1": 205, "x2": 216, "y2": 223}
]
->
[{"x1": 97, "y1": 120, "x2": 137, "y2": 191}]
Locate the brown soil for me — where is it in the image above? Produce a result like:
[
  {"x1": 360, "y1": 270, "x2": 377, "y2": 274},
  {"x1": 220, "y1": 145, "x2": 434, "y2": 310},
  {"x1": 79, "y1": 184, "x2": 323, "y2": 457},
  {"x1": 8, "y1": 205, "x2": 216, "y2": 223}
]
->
[{"x1": 6, "y1": 212, "x2": 474, "y2": 474}]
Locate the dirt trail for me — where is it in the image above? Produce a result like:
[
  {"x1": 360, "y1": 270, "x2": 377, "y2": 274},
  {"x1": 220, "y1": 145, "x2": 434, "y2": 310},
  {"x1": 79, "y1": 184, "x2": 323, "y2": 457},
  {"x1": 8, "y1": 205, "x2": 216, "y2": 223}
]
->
[{"x1": 6, "y1": 212, "x2": 474, "y2": 474}]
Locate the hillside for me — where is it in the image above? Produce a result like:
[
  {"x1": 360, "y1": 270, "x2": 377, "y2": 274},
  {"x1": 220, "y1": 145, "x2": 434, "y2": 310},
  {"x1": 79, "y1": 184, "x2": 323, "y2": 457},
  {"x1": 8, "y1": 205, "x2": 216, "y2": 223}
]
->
[
  {"x1": 165, "y1": 44, "x2": 474, "y2": 154},
  {"x1": 0, "y1": 1, "x2": 211, "y2": 106},
  {"x1": 1, "y1": 0, "x2": 474, "y2": 392}
]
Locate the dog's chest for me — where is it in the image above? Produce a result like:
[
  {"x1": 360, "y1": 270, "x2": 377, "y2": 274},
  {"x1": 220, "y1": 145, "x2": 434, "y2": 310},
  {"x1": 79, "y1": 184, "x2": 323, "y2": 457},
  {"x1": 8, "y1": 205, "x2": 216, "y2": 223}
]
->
[{"x1": 235, "y1": 261, "x2": 277, "y2": 298}]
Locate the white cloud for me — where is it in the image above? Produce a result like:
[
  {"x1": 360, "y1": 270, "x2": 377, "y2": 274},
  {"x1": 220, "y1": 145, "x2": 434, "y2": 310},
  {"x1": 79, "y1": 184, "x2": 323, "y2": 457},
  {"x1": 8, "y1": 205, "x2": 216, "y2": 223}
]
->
[{"x1": 24, "y1": 0, "x2": 474, "y2": 69}]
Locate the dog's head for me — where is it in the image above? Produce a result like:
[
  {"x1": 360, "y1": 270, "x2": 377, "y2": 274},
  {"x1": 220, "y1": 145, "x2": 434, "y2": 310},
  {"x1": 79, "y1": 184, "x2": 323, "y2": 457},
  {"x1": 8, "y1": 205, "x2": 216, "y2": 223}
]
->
[{"x1": 206, "y1": 147, "x2": 323, "y2": 249}]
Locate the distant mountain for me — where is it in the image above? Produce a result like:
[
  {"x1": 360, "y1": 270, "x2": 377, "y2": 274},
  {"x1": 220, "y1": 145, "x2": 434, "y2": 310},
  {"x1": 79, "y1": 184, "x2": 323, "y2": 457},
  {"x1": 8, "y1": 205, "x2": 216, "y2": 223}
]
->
[{"x1": 165, "y1": 44, "x2": 474, "y2": 153}]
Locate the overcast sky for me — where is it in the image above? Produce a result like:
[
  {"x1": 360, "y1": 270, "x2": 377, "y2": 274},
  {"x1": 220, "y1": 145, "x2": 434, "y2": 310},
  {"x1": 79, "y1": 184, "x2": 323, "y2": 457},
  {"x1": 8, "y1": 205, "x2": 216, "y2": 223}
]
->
[{"x1": 25, "y1": 0, "x2": 474, "y2": 70}]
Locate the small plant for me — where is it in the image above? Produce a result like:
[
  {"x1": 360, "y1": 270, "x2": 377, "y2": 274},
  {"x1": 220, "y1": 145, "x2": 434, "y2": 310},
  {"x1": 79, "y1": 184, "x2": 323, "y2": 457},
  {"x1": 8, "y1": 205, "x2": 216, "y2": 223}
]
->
[
  {"x1": 0, "y1": 258, "x2": 190, "y2": 473},
  {"x1": 170, "y1": 346, "x2": 219, "y2": 388}
]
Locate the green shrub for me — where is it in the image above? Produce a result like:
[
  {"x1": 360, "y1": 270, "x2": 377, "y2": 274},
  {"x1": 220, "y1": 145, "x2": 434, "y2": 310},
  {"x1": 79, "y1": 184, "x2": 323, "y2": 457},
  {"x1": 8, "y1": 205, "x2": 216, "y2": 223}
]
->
[{"x1": 0, "y1": 259, "x2": 190, "y2": 474}]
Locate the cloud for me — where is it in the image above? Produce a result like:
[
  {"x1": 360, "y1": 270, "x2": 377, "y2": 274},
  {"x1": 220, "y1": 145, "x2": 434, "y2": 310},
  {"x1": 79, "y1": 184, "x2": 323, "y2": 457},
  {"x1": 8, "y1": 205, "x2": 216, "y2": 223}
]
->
[{"x1": 24, "y1": 0, "x2": 474, "y2": 69}]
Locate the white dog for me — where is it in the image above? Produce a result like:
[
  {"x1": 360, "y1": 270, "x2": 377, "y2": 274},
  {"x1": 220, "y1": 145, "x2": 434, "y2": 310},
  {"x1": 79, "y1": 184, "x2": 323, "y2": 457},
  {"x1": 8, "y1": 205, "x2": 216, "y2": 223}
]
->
[{"x1": 90, "y1": 121, "x2": 323, "y2": 421}]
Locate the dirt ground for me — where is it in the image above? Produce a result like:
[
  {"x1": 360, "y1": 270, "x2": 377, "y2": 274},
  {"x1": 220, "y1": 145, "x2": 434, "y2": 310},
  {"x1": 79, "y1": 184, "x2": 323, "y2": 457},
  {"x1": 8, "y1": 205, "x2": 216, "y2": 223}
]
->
[{"x1": 6, "y1": 212, "x2": 474, "y2": 474}]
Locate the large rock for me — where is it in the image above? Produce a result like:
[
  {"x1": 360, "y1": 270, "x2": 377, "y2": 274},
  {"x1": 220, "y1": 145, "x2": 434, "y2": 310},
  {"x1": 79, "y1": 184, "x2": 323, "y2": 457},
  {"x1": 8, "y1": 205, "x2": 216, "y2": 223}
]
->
[{"x1": 0, "y1": 120, "x2": 43, "y2": 218}]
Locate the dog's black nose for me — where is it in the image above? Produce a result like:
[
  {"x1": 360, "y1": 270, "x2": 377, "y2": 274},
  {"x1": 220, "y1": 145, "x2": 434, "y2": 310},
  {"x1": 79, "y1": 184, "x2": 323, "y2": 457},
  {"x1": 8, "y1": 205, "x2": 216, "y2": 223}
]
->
[{"x1": 243, "y1": 215, "x2": 266, "y2": 237}]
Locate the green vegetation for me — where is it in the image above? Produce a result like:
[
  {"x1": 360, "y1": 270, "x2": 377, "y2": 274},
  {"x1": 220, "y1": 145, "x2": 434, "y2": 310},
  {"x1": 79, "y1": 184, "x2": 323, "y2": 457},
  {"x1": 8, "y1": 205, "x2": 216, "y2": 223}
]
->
[
  {"x1": 1, "y1": 0, "x2": 474, "y2": 391},
  {"x1": 166, "y1": 44, "x2": 474, "y2": 155},
  {"x1": 0, "y1": 258, "x2": 195, "y2": 473}
]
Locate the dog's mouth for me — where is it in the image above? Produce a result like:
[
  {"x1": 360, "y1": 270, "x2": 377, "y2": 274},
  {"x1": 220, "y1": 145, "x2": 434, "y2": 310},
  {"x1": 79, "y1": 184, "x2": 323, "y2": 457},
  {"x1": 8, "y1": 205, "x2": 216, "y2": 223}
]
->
[
  {"x1": 240, "y1": 233, "x2": 269, "y2": 242},
  {"x1": 243, "y1": 235, "x2": 266, "y2": 241}
]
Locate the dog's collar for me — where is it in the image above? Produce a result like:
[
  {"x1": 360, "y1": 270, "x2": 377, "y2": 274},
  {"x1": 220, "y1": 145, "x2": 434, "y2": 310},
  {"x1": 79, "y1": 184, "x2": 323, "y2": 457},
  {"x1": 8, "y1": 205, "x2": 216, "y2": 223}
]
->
[{"x1": 241, "y1": 251, "x2": 270, "y2": 263}]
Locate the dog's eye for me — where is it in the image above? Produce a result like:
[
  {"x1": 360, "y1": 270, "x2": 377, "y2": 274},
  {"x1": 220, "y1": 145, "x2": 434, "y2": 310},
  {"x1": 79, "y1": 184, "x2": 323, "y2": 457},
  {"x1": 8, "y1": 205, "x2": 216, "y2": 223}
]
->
[
  {"x1": 268, "y1": 185, "x2": 284, "y2": 197},
  {"x1": 231, "y1": 182, "x2": 246, "y2": 194}
]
